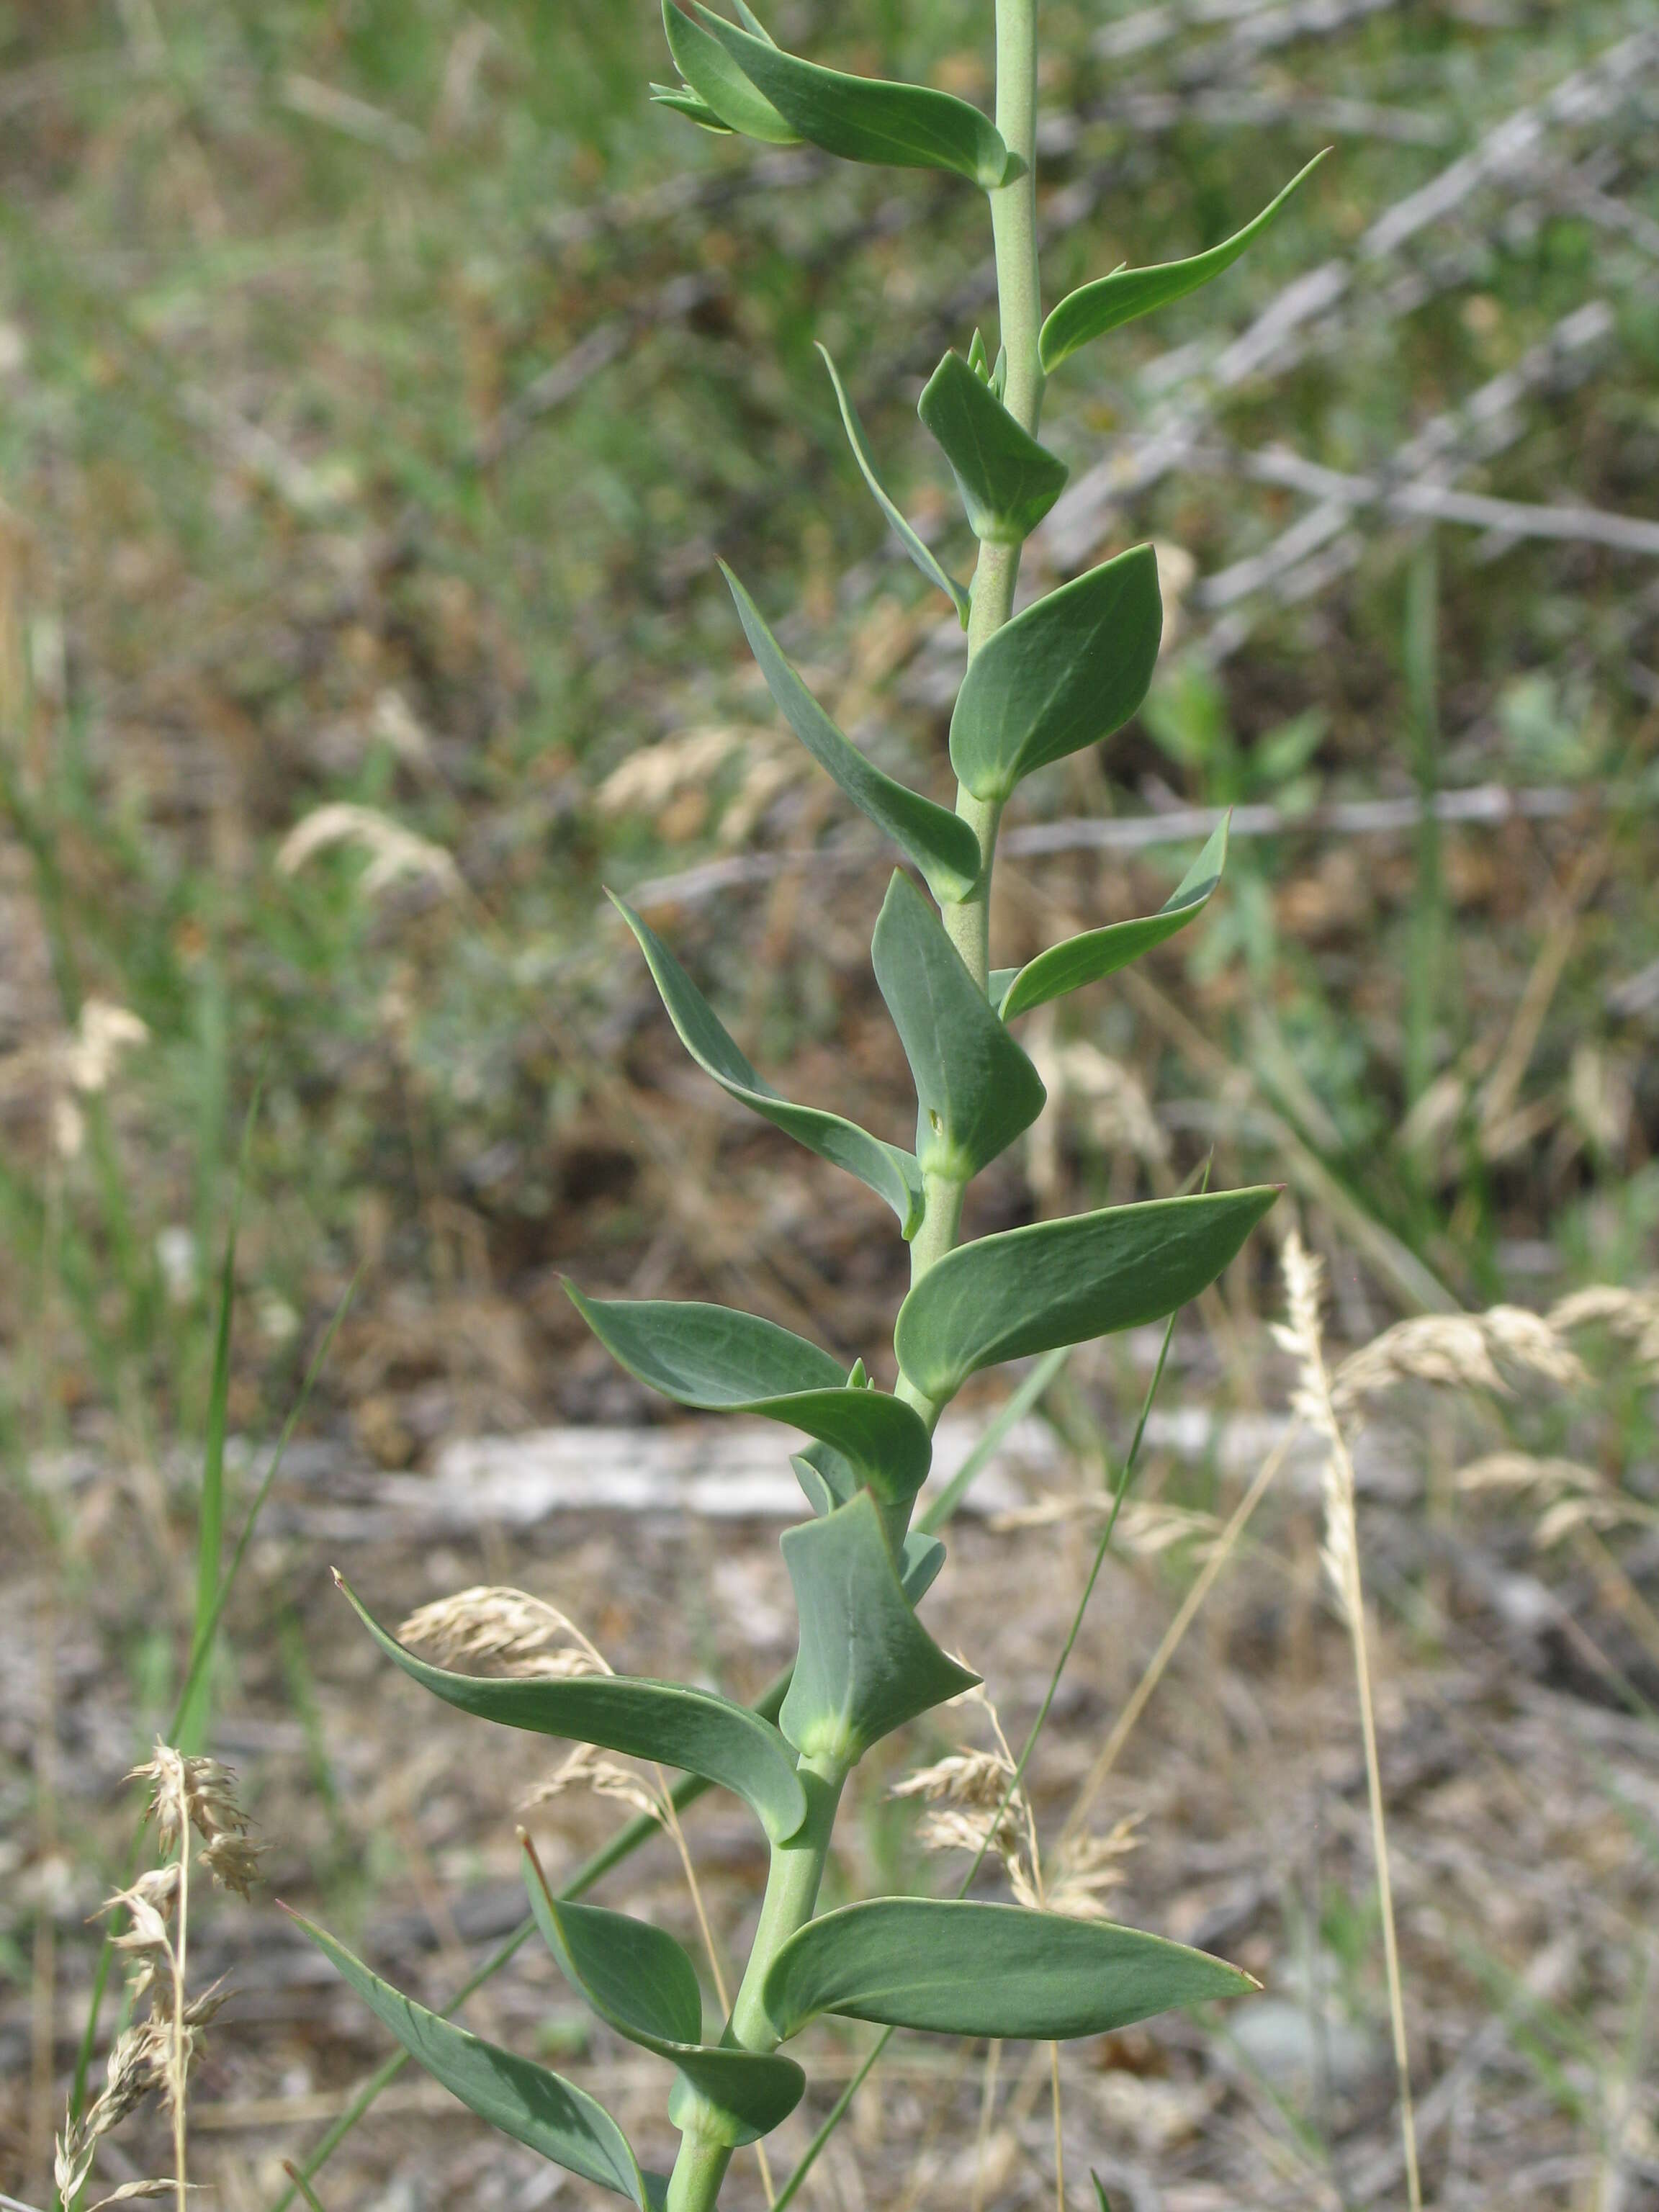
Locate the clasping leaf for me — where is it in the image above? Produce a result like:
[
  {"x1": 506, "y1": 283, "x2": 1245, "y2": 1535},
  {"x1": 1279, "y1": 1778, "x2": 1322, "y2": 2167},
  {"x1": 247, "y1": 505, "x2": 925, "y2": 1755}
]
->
[
  {"x1": 872, "y1": 871, "x2": 1046, "y2": 1182},
  {"x1": 688, "y1": 5, "x2": 1022, "y2": 189},
  {"x1": 763, "y1": 1898, "x2": 1254, "y2": 2041},
  {"x1": 998, "y1": 817, "x2": 1228, "y2": 1020},
  {"x1": 949, "y1": 547, "x2": 1163, "y2": 803},
  {"x1": 918, "y1": 350, "x2": 1069, "y2": 544},
  {"x1": 567, "y1": 1286, "x2": 932, "y2": 1505},
  {"x1": 288, "y1": 1912, "x2": 661, "y2": 2206},
  {"x1": 817, "y1": 346, "x2": 971, "y2": 626},
  {"x1": 1039, "y1": 153, "x2": 1329, "y2": 372},
  {"x1": 521, "y1": 1847, "x2": 806, "y2": 2148},
  {"x1": 611, "y1": 892, "x2": 924, "y2": 1236},
  {"x1": 780, "y1": 1489, "x2": 979, "y2": 1766},
  {"x1": 660, "y1": 1, "x2": 799, "y2": 142},
  {"x1": 722, "y1": 565, "x2": 981, "y2": 904},
  {"x1": 337, "y1": 1576, "x2": 807, "y2": 1843},
  {"x1": 894, "y1": 1187, "x2": 1278, "y2": 1403}
]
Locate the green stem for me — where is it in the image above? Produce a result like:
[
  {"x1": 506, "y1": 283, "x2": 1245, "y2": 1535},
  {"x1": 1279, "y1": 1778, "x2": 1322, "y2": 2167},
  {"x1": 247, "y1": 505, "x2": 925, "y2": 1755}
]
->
[
  {"x1": 989, "y1": 0, "x2": 1044, "y2": 439},
  {"x1": 665, "y1": 1759, "x2": 845, "y2": 2212},
  {"x1": 942, "y1": 0, "x2": 1042, "y2": 989}
]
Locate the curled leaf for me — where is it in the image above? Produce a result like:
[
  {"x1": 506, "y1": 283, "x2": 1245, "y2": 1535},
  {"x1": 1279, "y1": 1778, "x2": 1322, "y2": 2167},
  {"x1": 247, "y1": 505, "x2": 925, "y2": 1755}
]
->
[
  {"x1": 1039, "y1": 153, "x2": 1329, "y2": 371},
  {"x1": 999, "y1": 817, "x2": 1229, "y2": 1019},
  {"x1": 691, "y1": 5, "x2": 1020, "y2": 188},
  {"x1": 817, "y1": 344, "x2": 971, "y2": 626}
]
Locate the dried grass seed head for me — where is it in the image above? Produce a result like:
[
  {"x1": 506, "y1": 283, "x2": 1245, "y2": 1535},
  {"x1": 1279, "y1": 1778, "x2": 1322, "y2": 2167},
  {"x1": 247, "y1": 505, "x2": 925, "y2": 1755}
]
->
[
  {"x1": 522, "y1": 1742, "x2": 666, "y2": 1827},
  {"x1": 400, "y1": 1585, "x2": 610, "y2": 1678}
]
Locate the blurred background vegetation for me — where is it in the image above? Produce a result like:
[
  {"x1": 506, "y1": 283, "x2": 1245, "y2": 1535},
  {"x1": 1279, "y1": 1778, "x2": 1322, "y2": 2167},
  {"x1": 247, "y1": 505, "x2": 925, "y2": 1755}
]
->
[
  {"x1": 2, "y1": 0, "x2": 1658, "y2": 2200},
  {"x1": 2, "y1": 0, "x2": 1655, "y2": 1480}
]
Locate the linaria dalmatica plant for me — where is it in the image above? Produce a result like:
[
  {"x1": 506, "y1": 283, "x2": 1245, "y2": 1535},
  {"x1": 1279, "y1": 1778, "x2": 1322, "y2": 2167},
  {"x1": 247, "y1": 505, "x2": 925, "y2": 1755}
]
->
[{"x1": 294, "y1": 7, "x2": 1323, "y2": 2206}]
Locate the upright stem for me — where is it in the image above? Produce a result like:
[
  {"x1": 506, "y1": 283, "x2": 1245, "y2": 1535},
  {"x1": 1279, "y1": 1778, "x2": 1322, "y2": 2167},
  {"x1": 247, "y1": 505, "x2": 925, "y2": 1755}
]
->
[
  {"x1": 671, "y1": 16, "x2": 1047, "y2": 2210},
  {"x1": 941, "y1": 0, "x2": 1043, "y2": 993},
  {"x1": 665, "y1": 1761, "x2": 845, "y2": 2212}
]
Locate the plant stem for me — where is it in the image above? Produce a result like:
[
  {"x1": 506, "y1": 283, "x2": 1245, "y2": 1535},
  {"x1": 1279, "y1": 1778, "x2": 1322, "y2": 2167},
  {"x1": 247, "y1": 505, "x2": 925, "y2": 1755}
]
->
[
  {"x1": 171, "y1": 1827, "x2": 190, "y2": 2212},
  {"x1": 990, "y1": 0, "x2": 1044, "y2": 439},
  {"x1": 942, "y1": 0, "x2": 1042, "y2": 993},
  {"x1": 665, "y1": 1759, "x2": 845, "y2": 2212}
]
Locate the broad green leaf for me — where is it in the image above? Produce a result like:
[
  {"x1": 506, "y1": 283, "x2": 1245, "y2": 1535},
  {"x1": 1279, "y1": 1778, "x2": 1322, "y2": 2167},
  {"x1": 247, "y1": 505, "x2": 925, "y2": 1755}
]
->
[
  {"x1": 791, "y1": 1441, "x2": 856, "y2": 1516},
  {"x1": 949, "y1": 547, "x2": 1163, "y2": 802},
  {"x1": 611, "y1": 893, "x2": 923, "y2": 1236},
  {"x1": 522, "y1": 1856, "x2": 805, "y2": 2148},
  {"x1": 817, "y1": 346, "x2": 970, "y2": 626},
  {"x1": 763, "y1": 1899, "x2": 1253, "y2": 2041},
  {"x1": 649, "y1": 84, "x2": 734, "y2": 132},
  {"x1": 999, "y1": 818, "x2": 1229, "y2": 1020},
  {"x1": 780, "y1": 1490, "x2": 978, "y2": 1766},
  {"x1": 338, "y1": 1578, "x2": 806, "y2": 1844},
  {"x1": 288, "y1": 1912, "x2": 655, "y2": 2205},
  {"x1": 917, "y1": 350, "x2": 1069, "y2": 544},
  {"x1": 722, "y1": 565, "x2": 981, "y2": 904},
  {"x1": 894, "y1": 1187, "x2": 1279, "y2": 1403},
  {"x1": 872, "y1": 871, "x2": 1045, "y2": 1181},
  {"x1": 661, "y1": 1, "x2": 799, "y2": 142},
  {"x1": 899, "y1": 1530, "x2": 946, "y2": 1602},
  {"x1": 691, "y1": 6, "x2": 1021, "y2": 189},
  {"x1": 1040, "y1": 154, "x2": 1328, "y2": 371},
  {"x1": 567, "y1": 1287, "x2": 931, "y2": 1503}
]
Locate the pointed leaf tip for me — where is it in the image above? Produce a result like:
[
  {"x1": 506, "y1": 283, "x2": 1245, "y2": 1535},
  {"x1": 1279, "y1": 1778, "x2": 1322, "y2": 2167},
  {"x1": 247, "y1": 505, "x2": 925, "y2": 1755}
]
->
[
  {"x1": 721, "y1": 562, "x2": 981, "y2": 901},
  {"x1": 895, "y1": 1186, "x2": 1279, "y2": 1403},
  {"x1": 338, "y1": 1575, "x2": 807, "y2": 1842},
  {"x1": 950, "y1": 546, "x2": 1162, "y2": 803},
  {"x1": 763, "y1": 1898, "x2": 1255, "y2": 2041},
  {"x1": 691, "y1": 5, "x2": 1017, "y2": 188},
  {"x1": 661, "y1": 0, "x2": 799, "y2": 142},
  {"x1": 566, "y1": 1284, "x2": 932, "y2": 1503},
  {"x1": 816, "y1": 345, "x2": 971, "y2": 626},
  {"x1": 781, "y1": 1490, "x2": 977, "y2": 1764},
  {"x1": 999, "y1": 815, "x2": 1230, "y2": 1020},
  {"x1": 873, "y1": 871, "x2": 1045, "y2": 1181},
  {"x1": 611, "y1": 891, "x2": 925, "y2": 1233},
  {"x1": 292, "y1": 1912, "x2": 652, "y2": 2204},
  {"x1": 1040, "y1": 153, "x2": 1329, "y2": 371},
  {"x1": 521, "y1": 1840, "x2": 805, "y2": 2146},
  {"x1": 918, "y1": 349, "x2": 1069, "y2": 544}
]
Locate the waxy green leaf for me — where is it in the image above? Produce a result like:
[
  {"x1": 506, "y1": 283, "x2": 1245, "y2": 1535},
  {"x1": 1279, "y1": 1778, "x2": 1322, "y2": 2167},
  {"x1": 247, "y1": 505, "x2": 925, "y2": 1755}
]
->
[
  {"x1": 763, "y1": 1899, "x2": 1253, "y2": 2041},
  {"x1": 722, "y1": 565, "x2": 981, "y2": 904},
  {"x1": 289, "y1": 1912, "x2": 657, "y2": 2205},
  {"x1": 690, "y1": 6, "x2": 1021, "y2": 188},
  {"x1": 522, "y1": 1856, "x2": 805, "y2": 2148},
  {"x1": 999, "y1": 818, "x2": 1228, "y2": 1020},
  {"x1": 899, "y1": 1530, "x2": 946, "y2": 1603},
  {"x1": 790, "y1": 1442, "x2": 854, "y2": 1517},
  {"x1": 660, "y1": 1, "x2": 799, "y2": 142},
  {"x1": 648, "y1": 83, "x2": 734, "y2": 131},
  {"x1": 817, "y1": 346, "x2": 970, "y2": 626},
  {"x1": 1040, "y1": 154, "x2": 1328, "y2": 371},
  {"x1": 338, "y1": 1578, "x2": 806, "y2": 1844},
  {"x1": 567, "y1": 1287, "x2": 932, "y2": 1503},
  {"x1": 612, "y1": 893, "x2": 923, "y2": 1236},
  {"x1": 917, "y1": 349, "x2": 1069, "y2": 544},
  {"x1": 871, "y1": 871, "x2": 1046, "y2": 1181},
  {"x1": 895, "y1": 1187, "x2": 1279, "y2": 1403},
  {"x1": 780, "y1": 1490, "x2": 979, "y2": 1766},
  {"x1": 949, "y1": 547, "x2": 1163, "y2": 802}
]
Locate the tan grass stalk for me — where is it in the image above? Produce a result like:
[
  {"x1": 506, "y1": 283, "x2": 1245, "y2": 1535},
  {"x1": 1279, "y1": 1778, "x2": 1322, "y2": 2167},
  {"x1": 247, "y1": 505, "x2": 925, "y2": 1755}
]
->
[
  {"x1": 1278, "y1": 1232, "x2": 1422, "y2": 2212},
  {"x1": 970, "y1": 2043, "x2": 1002, "y2": 2212},
  {"x1": 1061, "y1": 1428, "x2": 1295, "y2": 1843}
]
